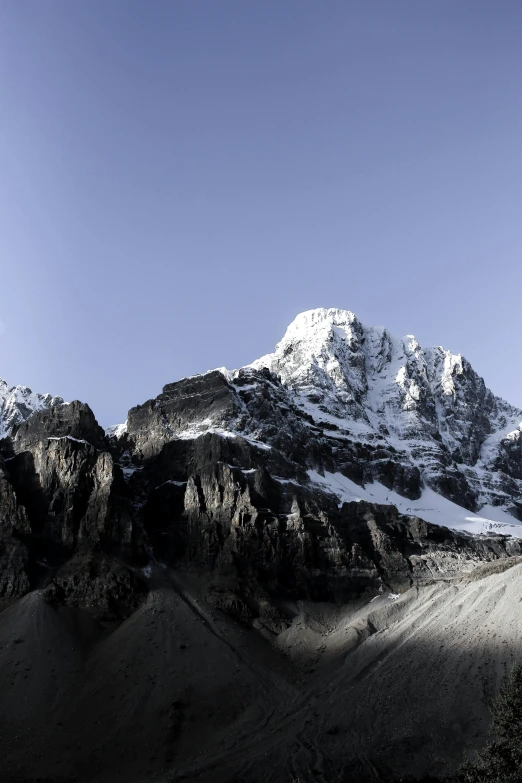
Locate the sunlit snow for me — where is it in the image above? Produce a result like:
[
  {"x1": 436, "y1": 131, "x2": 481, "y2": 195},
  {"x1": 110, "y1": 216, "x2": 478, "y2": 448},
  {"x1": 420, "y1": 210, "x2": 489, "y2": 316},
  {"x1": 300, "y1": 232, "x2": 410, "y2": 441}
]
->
[{"x1": 307, "y1": 470, "x2": 522, "y2": 538}]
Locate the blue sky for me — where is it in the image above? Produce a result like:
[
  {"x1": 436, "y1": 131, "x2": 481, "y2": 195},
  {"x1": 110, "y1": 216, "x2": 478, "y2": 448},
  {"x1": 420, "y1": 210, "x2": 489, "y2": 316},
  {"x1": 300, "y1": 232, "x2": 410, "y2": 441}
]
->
[{"x1": 1, "y1": 1, "x2": 521, "y2": 425}]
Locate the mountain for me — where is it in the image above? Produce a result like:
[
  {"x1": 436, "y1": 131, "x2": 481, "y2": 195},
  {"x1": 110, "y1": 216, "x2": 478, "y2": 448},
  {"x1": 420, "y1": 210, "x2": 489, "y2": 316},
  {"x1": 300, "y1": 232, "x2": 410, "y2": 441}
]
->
[
  {"x1": 250, "y1": 308, "x2": 522, "y2": 520},
  {"x1": 123, "y1": 307, "x2": 522, "y2": 536},
  {"x1": 0, "y1": 377, "x2": 64, "y2": 439},
  {"x1": 1, "y1": 307, "x2": 522, "y2": 782}
]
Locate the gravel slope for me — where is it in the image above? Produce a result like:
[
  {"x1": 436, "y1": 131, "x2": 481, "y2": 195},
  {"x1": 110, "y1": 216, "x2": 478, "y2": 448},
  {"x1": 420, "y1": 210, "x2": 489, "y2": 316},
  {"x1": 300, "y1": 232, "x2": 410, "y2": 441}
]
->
[{"x1": 2, "y1": 562, "x2": 522, "y2": 782}]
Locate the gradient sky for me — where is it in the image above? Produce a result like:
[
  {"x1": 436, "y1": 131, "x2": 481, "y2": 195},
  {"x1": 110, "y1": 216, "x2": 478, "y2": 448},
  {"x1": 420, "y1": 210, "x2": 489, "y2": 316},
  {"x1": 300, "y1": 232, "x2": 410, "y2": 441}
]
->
[{"x1": 1, "y1": 1, "x2": 521, "y2": 426}]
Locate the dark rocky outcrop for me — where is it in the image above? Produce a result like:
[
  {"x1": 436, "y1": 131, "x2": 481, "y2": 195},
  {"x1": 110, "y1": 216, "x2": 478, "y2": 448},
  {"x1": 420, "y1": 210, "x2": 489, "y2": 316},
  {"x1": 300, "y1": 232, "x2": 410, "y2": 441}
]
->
[
  {"x1": 127, "y1": 371, "x2": 240, "y2": 459},
  {"x1": 11, "y1": 399, "x2": 107, "y2": 452},
  {"x1": 0, "y1": 402, "x2": 145, "y2": 618},
  {"x1": 42, "y1": 549, "x2": 147, "y2": 621},
  {"x1": 0, "y1": 535, "x2": 30, "y2": 600}
]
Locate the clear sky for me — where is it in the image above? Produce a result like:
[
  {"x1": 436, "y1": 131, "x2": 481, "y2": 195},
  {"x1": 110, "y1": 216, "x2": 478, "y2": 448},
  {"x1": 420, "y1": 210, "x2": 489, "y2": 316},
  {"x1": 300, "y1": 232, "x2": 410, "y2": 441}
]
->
[{"x1": 1, "y1": 1, "x2": 521, "y2": 426}]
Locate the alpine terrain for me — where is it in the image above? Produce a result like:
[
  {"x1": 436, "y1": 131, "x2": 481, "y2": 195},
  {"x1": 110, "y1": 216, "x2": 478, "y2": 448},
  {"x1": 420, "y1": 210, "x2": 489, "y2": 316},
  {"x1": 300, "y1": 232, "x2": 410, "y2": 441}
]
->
[{"x1": 1, "y1": 307, "x2": 522, "y2": 783}]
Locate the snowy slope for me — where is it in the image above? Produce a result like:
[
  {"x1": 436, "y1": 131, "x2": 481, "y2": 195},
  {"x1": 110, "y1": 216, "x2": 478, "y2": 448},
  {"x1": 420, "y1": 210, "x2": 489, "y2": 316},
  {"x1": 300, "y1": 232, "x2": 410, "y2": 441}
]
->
[
  {"x1": 308, "y1": 470, "x2": 522, "y2": 537},
  {"x1": 0, "y1": 378, "x2": 64, "y2": 439},
  {"x1": 250, "y1": 308, "x2": 520, "y2": 461}
]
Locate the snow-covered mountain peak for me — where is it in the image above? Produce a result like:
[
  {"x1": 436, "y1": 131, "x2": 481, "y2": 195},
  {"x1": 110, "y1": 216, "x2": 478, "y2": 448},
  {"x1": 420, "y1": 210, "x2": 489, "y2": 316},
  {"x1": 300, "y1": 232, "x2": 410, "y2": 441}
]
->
[
  {"x1": 113, "y1": 305, "x2": 522, "y2": 538},
  {"x1": 249, "y1": 308, "x2": 514, "y2": 424},
  {"x1": 0, "y1": 377, "x2": 65, "y2": 439},
  {"x1": 251, "y1": 308, "x2": 434, "y2": 421},
  {"x1": 246, "y1": 308, "x2": 522, "y2": 491},
  {"x1": 252, "y1": 308, "x2": 361, "y2": 369},
  {"x1": 249, "y1": 308, "x2": 368, "y2": 413}
]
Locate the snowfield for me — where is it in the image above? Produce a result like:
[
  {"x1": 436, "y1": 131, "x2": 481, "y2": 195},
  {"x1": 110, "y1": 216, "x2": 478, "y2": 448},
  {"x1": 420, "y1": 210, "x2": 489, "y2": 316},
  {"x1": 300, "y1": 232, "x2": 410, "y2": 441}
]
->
[{"x1": 308, "y1": 469, "x2": 522, "y2": 537}]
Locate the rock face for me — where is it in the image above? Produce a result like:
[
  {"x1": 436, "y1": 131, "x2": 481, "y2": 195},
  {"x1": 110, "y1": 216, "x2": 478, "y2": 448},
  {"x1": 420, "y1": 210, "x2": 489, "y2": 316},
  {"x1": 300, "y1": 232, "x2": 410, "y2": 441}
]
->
[
  {"x1": 0, "y1": 401, "x2": 145, "y2": 618},
  {"x1": 133, "y1": 448, "x2": 521, "y2": 632},
  {"x1": 2, "y1": 307, "x2": 522, "y2": 624}
]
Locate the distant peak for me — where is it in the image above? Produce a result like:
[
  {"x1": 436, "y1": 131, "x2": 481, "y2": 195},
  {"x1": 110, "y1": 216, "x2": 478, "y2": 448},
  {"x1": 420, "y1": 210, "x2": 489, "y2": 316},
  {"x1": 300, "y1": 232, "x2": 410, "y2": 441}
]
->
[{"x1": 0, "y1": 378, "x2": 66, "y2": 439}]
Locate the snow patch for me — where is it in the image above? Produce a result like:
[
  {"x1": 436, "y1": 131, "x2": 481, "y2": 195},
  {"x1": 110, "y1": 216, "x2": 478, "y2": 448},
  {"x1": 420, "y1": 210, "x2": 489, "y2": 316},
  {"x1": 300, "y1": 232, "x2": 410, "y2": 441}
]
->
[
  {"x1": 307, "y1": 470, "x2": 522, "y2": 538},
  {"x1": 48, "y1": 436, "x2": 89, "y2": 445},
  {"x1": 106, "y1": 421, "x2": 128, "y2": 438},
  {"x1": 174, "y1": 426, "x2": 271, "y2": 451}
]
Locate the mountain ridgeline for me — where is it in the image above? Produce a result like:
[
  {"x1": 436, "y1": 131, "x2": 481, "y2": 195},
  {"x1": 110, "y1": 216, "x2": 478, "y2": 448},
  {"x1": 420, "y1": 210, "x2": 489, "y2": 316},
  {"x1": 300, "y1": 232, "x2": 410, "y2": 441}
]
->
[{"x1": 1, "y1": 307, "x2": 522, "y2": 620}]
